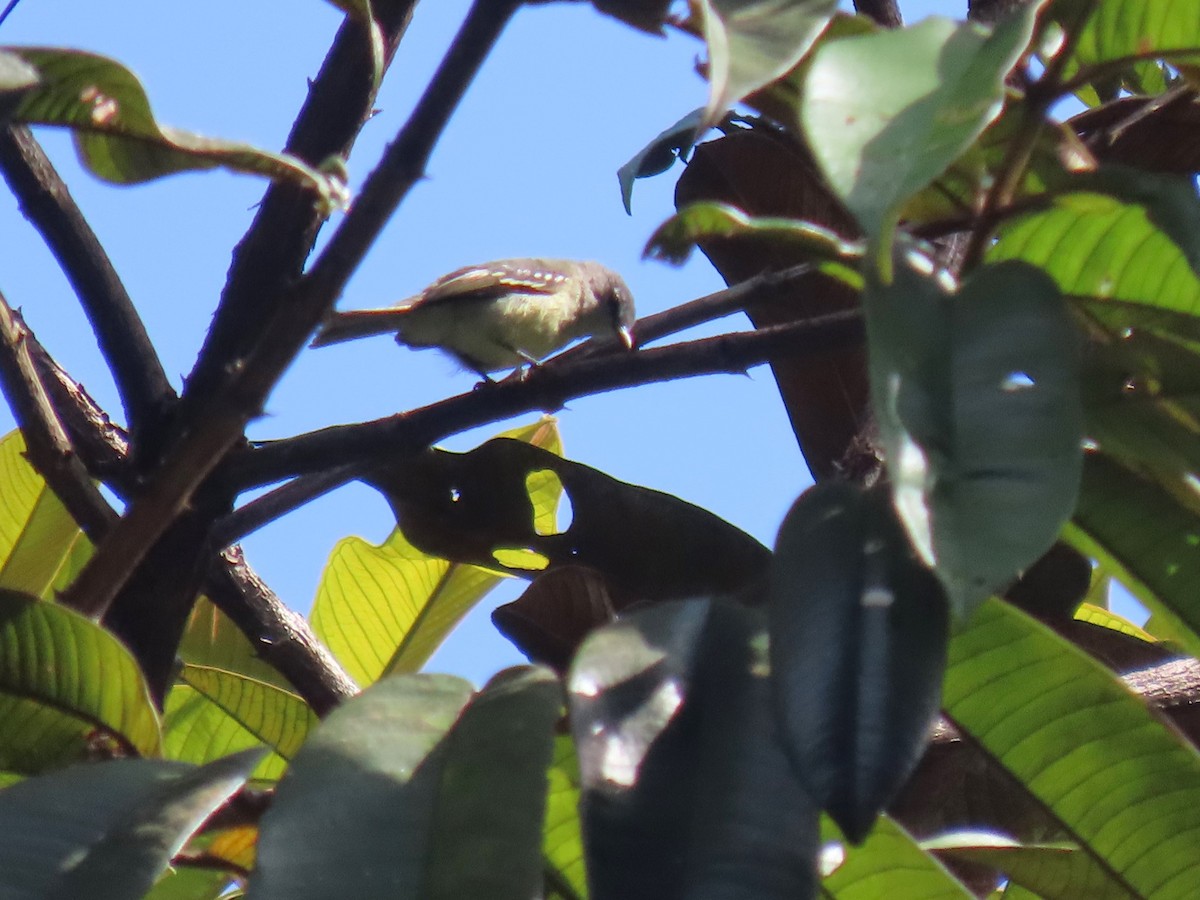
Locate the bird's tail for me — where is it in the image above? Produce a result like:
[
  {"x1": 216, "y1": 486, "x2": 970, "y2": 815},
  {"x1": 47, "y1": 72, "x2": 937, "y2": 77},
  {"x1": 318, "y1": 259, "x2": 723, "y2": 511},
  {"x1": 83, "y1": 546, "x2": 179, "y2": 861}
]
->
[{"x1": 310, "y1": 307, "x2": 412, "y2": 347}]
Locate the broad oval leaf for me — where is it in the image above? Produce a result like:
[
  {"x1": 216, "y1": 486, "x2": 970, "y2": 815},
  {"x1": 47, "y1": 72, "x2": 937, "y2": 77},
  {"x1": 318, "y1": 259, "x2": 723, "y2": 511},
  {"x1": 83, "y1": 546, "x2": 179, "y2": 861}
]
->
[
  {"x1": 0, "y1": 752, "x2": 260, "y2": 900},
  {"x1": 249, "y1": 668, "x2": 559, "y2": 900},
  {"x1": 0, "y1": 589, "x2": 160, "y2": 770},
  {"x1": 800, "y1": 8, "x2": 1039, "y2": 237},
  {"x1": 945, "y1": 599, "x2": 1200, "y2": 899},
  {"x1": 866, "y1": 256, "x2": 1083, "y2": 615},
  {"x1": 769, "y1": 482, "x2": 948, "y2": 843},
  {"x1": 363, "y1": 438, "x2": 769, "y2": 602},
  {"x1": 5, "y1": 48, "x2": 342, "y2": 199},
  {"x1": 569, "y1": 599, "x2": 819, "y2": 899}
]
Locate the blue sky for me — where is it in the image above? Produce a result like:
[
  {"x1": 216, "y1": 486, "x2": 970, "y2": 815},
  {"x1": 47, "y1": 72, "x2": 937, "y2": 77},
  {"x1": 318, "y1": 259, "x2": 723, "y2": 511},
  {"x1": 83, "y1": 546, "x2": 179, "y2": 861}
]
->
[{"x1": 5, "y1": 1, "x2": 1123, "y2": 685}]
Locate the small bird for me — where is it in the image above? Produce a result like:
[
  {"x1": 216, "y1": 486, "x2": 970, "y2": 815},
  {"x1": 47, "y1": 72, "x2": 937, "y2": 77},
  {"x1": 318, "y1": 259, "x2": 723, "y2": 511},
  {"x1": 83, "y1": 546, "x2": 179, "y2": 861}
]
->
[{"x1": 311, "y1": 258, "x2": 637, "y2": 378}]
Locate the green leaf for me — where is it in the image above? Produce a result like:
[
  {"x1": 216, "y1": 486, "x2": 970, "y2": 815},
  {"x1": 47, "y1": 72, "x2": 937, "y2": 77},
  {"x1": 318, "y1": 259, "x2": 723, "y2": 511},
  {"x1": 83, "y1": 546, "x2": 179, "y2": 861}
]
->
[
  {"x1": 945, "y1": 598, "x2": 1200, "y2": 899},
  {"x1": 544, "y1": 735, "x2": 587, "y2": 899},
  {"x1": 0, "y1": 752, "x2": 260, "y2": 900},
  {"x1": 163, "y1": 665, "x2": 316, "y2": 782},
  {"x1": 1049, "y1": 0, "x2": 1200, "y2": 103},
  {"x1": 617, "y1": 107, "x2": 706, "y2": 214},
  {"x1": 313, "y1": 418, "x2": 563, "y2": 684},
  {"x1": 4, "y1": 48, "x2": 343, "y2": 199},
  {"x1": 0, "y1": 589, "x2": 160, "y2": 770},
  {"x1": 569, "y1": 600, "x2": 819, "y2": 899},
  {"x1": 1064, "y1": 454, "x2": 1200, "y2": 659},
  {"x1": 696, "y1": 0, "x2": 837, "y2": 128},
  {"x1": 822, "y1": 816, "x2": 973, "y2": 899},
  {"x1": 924, "y1": 831, "x2": 1136, "y2": 900},
  {"x1": 644, "y1": 200, "x2": 862, "y2": 266},
  {"x1": 0, "y1": 429, "x2": 90, "y2": 599},
  {"x1": 800, "y1": 8, "x2": 1039, "y2": 238},
  {"x1": 249, "y1": 669, "x2": 559, "y2": 900},
  {"x1": 144, "y1": 867, "x2": 231, "y2": 900},
  {"x1": 865, "y1": 257, "x2": 1083, "y2": 615},
  {"x1": 178, "y1": 596, "x2": 295, "y2": 690},
  {"x1": 424, "y1": 667, "x2": 561, "y2": 899},
  {"x1": 769, "y1": 482, "x2": 948, "y2": 843}
]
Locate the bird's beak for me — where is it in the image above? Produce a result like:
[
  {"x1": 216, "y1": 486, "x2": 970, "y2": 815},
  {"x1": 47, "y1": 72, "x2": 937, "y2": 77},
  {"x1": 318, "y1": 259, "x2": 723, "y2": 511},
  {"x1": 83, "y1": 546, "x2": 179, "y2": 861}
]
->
[{"x1": 618, "y1": 325, "x2": 636, "y2": 350}]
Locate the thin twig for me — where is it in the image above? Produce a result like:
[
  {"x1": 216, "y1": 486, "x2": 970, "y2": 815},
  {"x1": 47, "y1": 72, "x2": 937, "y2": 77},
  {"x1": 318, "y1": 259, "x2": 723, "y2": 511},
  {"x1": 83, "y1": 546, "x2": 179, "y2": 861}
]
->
[{"x1": 0, "y1": 126, "x2": 176, "y2": 453}]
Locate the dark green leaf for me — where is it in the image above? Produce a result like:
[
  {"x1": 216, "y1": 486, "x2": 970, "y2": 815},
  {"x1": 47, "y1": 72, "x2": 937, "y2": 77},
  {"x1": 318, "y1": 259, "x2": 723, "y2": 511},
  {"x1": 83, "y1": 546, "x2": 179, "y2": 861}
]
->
[
  {"x1": 800, "y1": 8, "x2": 1039, "y2": 237},
  {"x1": 250, "y1": 668, "x2": 559, "y2": 900},
  {"x1": 618, "y1": 107, "x2": 706, "y2": 214},
  {"x1": 0, "y1": 752, "x2": 260, "y2": 900},
  {"x1": 363, "y1": 438, "x2": 770, "y2": 602},
  {"x1": 769, "y1": 482, "x2": 948, "y2": 843},
  {"x1": 866, "y1": 257, "x2": 1083, "y2": 614},
  {"x1": 569, "y1": 600, "x2": 819, "y2": 899},
  {"x1": 4, "y1": 48, "x2": 342, "y2": 199}
]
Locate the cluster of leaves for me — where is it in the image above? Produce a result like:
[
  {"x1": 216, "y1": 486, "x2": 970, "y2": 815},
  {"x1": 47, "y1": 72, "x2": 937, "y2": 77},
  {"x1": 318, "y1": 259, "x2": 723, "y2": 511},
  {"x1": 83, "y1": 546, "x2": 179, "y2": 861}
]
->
[{"x1": 3, "y1": 0, "x2": 1200, "y2": 898}]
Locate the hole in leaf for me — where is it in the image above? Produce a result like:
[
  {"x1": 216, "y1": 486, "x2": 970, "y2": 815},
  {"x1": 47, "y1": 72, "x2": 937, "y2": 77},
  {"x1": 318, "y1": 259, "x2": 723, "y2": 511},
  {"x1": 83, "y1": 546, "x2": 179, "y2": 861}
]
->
[
  {"x1": 525, "y1": 468, "x2": 571, "y2": 535},
  {"x1": 492, "y1": 547, "x2": 549, "y2": 571},
  {"x1": 1000, "y1": 371, "x2": 1034, "y2": 392}
]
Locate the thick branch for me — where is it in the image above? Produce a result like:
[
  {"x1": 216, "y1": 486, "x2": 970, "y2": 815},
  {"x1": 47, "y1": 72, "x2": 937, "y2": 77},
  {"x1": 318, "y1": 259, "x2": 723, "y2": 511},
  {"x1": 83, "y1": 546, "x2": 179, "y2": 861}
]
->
[
  {"x1": 228, "y1": 310, "x2": 866, "y2": 495},
  {"x1": 58, "y1": 0, "x2": 521, "y2": 621},
  {"x1": 182, "y1": 1, "x2": 419, "y2": 415},
  {"x1": 26, "y1": 340, "x2": 357, "y2": 713},
  {"x1": 0, "y1": 125, "x2": 175, "y2": 455},
  {"x1": 0, "y1": 292, "x2": 117, "y2": 548}
]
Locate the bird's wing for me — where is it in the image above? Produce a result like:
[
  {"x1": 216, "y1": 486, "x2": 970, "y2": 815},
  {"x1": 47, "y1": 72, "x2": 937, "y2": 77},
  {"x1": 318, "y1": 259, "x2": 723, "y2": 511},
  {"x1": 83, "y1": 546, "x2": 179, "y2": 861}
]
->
[{"x1": 418, "y1": 259, "x2": 572, "y2": 306}]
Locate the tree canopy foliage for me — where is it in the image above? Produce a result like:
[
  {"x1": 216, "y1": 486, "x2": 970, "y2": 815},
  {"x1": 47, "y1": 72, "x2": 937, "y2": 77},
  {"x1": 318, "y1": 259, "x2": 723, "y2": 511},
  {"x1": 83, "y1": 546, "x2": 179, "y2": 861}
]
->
[{"x1": 1, "y1": 0, "x2": 1200, "y2": 897}]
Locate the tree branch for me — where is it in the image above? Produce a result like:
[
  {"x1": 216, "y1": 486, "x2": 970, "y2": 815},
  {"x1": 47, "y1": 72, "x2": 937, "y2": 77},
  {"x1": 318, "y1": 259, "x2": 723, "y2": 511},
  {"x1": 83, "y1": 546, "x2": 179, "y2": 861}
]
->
[
  {"x1": 58, "y1": 0, "x2": 522, "y2": 622},
  {"x1": 225, "y1": 310, "x2": 866, "y2": 499},
  {"x1": 181, "y1": 0, "x2": 420, "y2": 418},
  {"x1": 853, "y1": 0, "x2": 901, "y2": 27},
  {"x1": 0, "y1": 125, "x2": 175, "y2": 457},
  {"x1": 23, "y1": 334, "x2": 356, "y2": 712},
  {"x1": 0, "y1": 291, "x2": 117, "y2": 548}
]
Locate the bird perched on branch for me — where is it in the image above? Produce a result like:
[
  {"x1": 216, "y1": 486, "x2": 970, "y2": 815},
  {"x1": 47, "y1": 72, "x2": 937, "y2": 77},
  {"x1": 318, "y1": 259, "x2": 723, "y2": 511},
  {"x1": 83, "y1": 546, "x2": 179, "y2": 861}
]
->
[{"x1": 311, "y1": 258, "x2": 637, "y2": 378}]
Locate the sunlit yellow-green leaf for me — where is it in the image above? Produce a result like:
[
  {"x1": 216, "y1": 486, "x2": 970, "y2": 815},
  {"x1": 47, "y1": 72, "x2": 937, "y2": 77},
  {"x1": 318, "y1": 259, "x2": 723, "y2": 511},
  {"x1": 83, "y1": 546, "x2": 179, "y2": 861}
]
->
[
  {"x1": 0, "y1": 429, "x2": 90, "y2": 599},
  {"x1": 312, "y1": 418, "x2": 563, "y2": 684},
  {"x1": 0, "y1": 589, "x2": 160, "y2": 772},
  {"x1": 945, "y1": 599, "x2": 1200, "y2": 898}
]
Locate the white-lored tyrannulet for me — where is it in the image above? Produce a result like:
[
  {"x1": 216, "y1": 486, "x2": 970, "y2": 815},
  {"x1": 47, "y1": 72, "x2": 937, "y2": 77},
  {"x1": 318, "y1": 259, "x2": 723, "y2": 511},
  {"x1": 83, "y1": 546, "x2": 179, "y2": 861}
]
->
[{"x1": 311, "y1": 258, "x2": 636, "y2": 378}]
